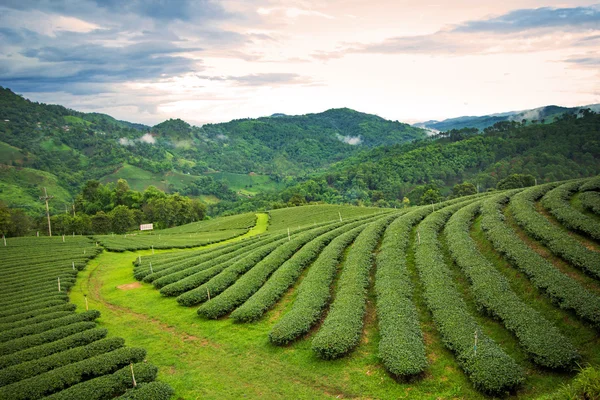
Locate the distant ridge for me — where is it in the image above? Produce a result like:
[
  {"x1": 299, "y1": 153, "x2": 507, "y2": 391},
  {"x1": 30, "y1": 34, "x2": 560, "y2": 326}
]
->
[{"x1": 414, "y1": 104, "x2": 600, "y2": 132}]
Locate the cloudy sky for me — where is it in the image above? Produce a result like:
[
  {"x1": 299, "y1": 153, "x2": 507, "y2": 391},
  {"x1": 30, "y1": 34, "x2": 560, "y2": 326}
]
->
[{"x1": 1, "y1": 1, "x2": 599, "y2": 126}]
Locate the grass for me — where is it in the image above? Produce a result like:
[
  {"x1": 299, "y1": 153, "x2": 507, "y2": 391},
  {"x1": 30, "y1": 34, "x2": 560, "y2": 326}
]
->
[
  {"x1": 0, "y1": 141, "x2": 25, "y2": 164},
  {"x1": 207, "y1": 172, "x2": 284, "y2": 195},
  {"x1": 0, "y1": 165, "x2": 72, "y2": 214}
]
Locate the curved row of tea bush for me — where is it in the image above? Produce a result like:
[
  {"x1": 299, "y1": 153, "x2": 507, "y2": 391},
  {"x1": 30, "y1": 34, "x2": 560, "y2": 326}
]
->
[
  {"x1": 445, "y1": 200, "x2": 579, "y2": 368},
  {"x1": 481, "y1": 192, "x2": 600, "y2": 328},
  {"x1": 510, "y1": 183, "x2": 600, "y2": 279},
  {"x1": 541, "y1": 180, "x2": 600, "y2": 240},
  {"x1": 44, "y1": 363, "x2": 159, "y2": 400},
  {"x1": 579, "y1": 191, "x2": 600, "y2": 216},
  {"x1": 311, "y1": 214, "x2": 398, "y2": 359},
  {"x1": 150, "y1": 234, "x2": 288, "y2": 289},
  {"x1": 167, "y1": 237, "x2": 289, "y2": 301},
  {"x1": 268, "y1": 225, "x2": 366, "y2": 344},
  {"x1": 230, "y1": 217, "x2": 381, "y2": 323},
  {"x1": 0, "y1": 236, "x2": 172, "y2": 399},
  {"x1": 375, "y1": 207, "x2": 433, "y2": 377},
  {"x1": 415, "y1": 201, "x2": 524, "y2": 393},
  {"x1": 198, "y1": 221, "x2": 350, "y2": 319}
]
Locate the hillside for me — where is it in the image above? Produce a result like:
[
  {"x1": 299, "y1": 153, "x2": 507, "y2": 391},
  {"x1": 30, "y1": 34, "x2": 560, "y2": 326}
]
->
[
  {"x1": 266, "y1": 110, "x2": 600, "y2": 208},
  {"x1": 415, "y1": 104, "x2": 600, "y2": 132},
  {"x1": 0, "y1": 87, "x2": 425, "y2": 214}
]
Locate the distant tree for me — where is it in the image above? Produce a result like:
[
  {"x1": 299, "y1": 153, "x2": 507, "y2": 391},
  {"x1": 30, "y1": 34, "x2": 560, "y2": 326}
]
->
[
  {"x1": 92, "y1": 211, "x2": 111, "y2": 234},
  {"x1": 0, "y1": 202, "x2": 11, "y2": 236},
  {"x1": 402, "y1": 197, "x2": 410, "y2": 208},
  {"x1": 109, "y1": 205, "x2": 134, "y2": 233},
  {"x1": 451, "y1": 182, "x2": 477, "y2": 198},
  {"x1": 497, "y1": 174, "x2": 536, "y2": 190},
  {"x1": 420, "y1": 188, "x2": 442, "y2": 205}
]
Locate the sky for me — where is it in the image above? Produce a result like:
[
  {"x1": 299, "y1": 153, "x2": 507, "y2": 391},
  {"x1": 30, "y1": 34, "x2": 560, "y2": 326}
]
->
[{"x1": 0, "y1": 0, "x2": 599, "y2": 126}]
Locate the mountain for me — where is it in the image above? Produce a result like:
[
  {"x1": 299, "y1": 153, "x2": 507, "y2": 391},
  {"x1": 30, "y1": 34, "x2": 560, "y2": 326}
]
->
[
  {"x1": 0, "y1": 87, "x2": 426, "y2": 214},
  {"x1": 210, "y1": 109, "x2": 600, "y2": 214},
  {"x1": 415, "y1": 104, "x2": 600, "y2": 132}
]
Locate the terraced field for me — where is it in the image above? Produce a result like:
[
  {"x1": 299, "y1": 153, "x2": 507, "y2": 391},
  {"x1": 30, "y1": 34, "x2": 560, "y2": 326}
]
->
[
  {"x1": 0, "y1": 236, "x2": 173, "y2": 399},
  {"x1": 129, "y1": 181, "x2": 600, "y2": 398},
  {"x1": 2, "y1": 182, "x2": 600, "y2": 399}
]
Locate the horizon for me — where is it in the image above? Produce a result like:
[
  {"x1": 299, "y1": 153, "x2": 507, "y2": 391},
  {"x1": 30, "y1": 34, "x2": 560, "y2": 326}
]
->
[
  {"x1": 5, "y1": 86, "x2": 599, "y2": 127},
  {"x1": 1, "y1": 1, "x2": 599, "y2": 126}
]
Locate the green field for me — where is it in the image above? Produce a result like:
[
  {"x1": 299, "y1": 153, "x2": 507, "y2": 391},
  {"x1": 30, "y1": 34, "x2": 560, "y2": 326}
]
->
[
  {"x1": 0, "y1": 141, "x2": 25, "y2": 164},
  {"x1": 0, "y1": 165, "x2": 72, "y2": 214},
  {"x1": 208, "y1": 172, "x2": 284, "y2": 195},
  {"x1": 2, "y1": 190, "x2": 600, "y2": 399}
]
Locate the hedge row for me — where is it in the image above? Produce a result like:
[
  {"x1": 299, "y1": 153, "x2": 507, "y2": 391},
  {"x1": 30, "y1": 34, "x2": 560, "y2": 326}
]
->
[
  {"x1": 0, "y1": 292, "x2": 68, "y2": 311},
  {"x1": 541, "y1": 180, "x2": 600, "y2": 240},
  {"x1": 579, "y1": 191, "x2": 600, "y2": 215},
  {"x1": 375, "y1": 207, "x2": 431, "y2": 377},
  {"x1": 0, "y1": 303, "x2": 75, "y2": 326},
  {"x1": 117, "y1": 381, "x2": 175, "y2": 400},
  {"x1": 43, "y1": 363, "x2": 158, "y2": 400},
  {"x1": 0, "y1": 321, "x2": 98, "y2": 356},
  {"x1": 415, "y1": 202, "x2": 524, "y2": 393},
  {"x1": 0, "y1": 327, "x2": 107, "y2": 370},
  {"x1": 0, "y1": 347, "x2": 146, "y2": 399},
  {"x1": 0, "y1": 310, "x2": 100, "y2": 343},
  {"x1": 0, "y1": 337, "x2": 124, "y2": 386},
  {"x1": 580, "y1": 175, "x2": 600, "y2": 191},
  {"x1": 198, "y1": 222, "x2": 349, "y2": 319},
  {"x1": 0, "y1": 299, "x2": 68, "y2": 319},
  {"x1": 510, "y1": 183, "x2": 600, "y2": 279},
  {"x1": 311, "y1": 214, "x2": 398, "y2": 360},
  {"x1": 0, "y1": 310, "x2": 74, "y2": 333},
  {"x1": 268, "y1": 225, "x2": 366, "y2": 345},
  {"x1": 481, "y1": 192, "x2": 600, "y2": 328},
  {"x1": 150, "y1": 234, "x2": 286, "y2": 288},
  {"x1": 445, "y1": 200, "x2": 579, "y2": 368},
  {"x1": 230, "y1": 218, "x2": 375, "y2": 323},
  {"x1": 164, "y1": 237, "x2": 289, "y2": 299},
  {"x1": 135, "y1": 235, "x2": 266, "y2": 281}
]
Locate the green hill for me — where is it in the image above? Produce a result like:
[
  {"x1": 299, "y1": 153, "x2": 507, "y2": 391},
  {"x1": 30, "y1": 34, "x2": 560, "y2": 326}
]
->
[{"x1": 0, "y1": 87, "x2": 426, "y2": 214}]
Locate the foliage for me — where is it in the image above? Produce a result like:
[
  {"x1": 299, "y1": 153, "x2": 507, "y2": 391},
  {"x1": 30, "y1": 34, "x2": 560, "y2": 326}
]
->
[
  {"x1": 311, "y1": 214, "x2": 397, "y2": 359},
  {"x1": 547, "y1": 365, "x2": 600, "y2": 400},
  {"x1": 579, "y1": 191, "x2": 600, "y2": 215},
  {"x1": 510, "y1": 183, "x2": 600, "y2": 279},
  {"x1": 414, "y1": 201, "x2": 524, "y2": 393},
  {"x1": 445, "y1": 200, "x2": 578, "y2": 368},
  {"x1": 496, "y1": 174, "x2": 536, "y2": 190},
  {"x1": 541, "y1": 180, "x2": 600, "y2": 240},
  {"x1": 375, "y1": 208, "x2": 429, "y2": 376},
  {"x1": 480, "y1": 191, "x2": 600, "y2": 327}
]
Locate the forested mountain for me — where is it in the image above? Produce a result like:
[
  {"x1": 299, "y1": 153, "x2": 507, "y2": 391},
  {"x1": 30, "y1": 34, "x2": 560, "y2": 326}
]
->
[
  {"x1": 209, "y1": 110, "x2": 600, "y2": 214},
  {"x1": 415, "y1": 104, "x2": 600, "y2": 132},
  {"x1": 0, "y1": 87, "x2": 425, "y2": 215}
]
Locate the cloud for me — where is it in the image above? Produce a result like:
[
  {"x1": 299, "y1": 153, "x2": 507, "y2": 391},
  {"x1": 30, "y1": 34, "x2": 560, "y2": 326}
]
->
[
  {"x1": 454, "y1": 6, "x2": 600, "y2": 33},
  {"x1": 564, "y1": 55, "x2": 600, "y2": 67},
  {"x1": 336, "y1": 134, "x2": 362, "y2": 145},
  {"x1": 119, "y1": 133, "x2": 156, "y2": 146},
  {"x1": 313, "y1": 6, "x2": 600, "y2": 59},
  {"x1": 196, "y1": 73, "x2": 315, "y2": 87},
  {"x1": 139, "y1": 133, "x2": 156, "y2": 144},
  {"x1": 257, "y1": 7, "x2": 335, "y2": 20}
]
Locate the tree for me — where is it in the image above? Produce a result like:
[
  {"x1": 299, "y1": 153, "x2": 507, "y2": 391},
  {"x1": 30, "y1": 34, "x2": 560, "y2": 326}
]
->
[
  {"x1": 92, "y1": 211, "x2": 111, "y2": 234},
  {"x1": 497, "y1": 174, "x2": 536, "y2": 190},
  {"x1": 420, "y1": 189, "x2": 442, "y2": 205},
  {"x1": 451, "y1": 182, "x2": 477, "y2": 198},
  {"x1": 402, "y1": 197, "x2": 410, "y2": 208},
  {"x1": 109, "y1": 205, "x2": 134, "y2": 234}
]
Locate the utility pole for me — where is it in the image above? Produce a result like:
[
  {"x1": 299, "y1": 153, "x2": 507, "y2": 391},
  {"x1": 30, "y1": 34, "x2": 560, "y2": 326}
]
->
[
  {"x1": 72, "y1": 202, "x2": 76, "y2": 217},
  {"x1": 40, "y1": 187, "x2": 54, "y2": 237}
]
